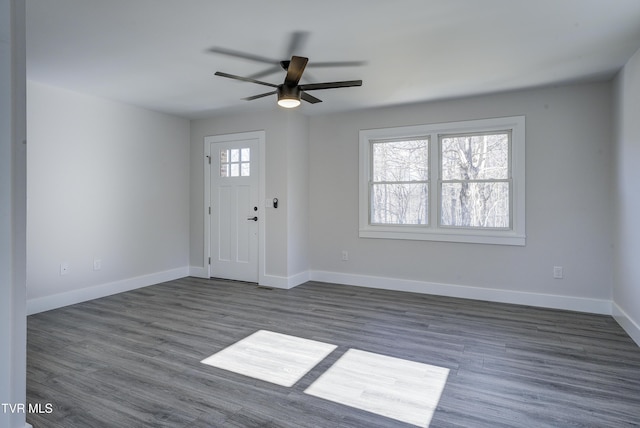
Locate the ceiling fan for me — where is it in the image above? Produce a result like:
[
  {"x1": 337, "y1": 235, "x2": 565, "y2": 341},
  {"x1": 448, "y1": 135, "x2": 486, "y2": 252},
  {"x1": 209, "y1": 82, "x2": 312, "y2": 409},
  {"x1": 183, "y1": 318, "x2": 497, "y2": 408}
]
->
[{"x1": 214, "y1": 55, "x2": 363, "y2": 108}]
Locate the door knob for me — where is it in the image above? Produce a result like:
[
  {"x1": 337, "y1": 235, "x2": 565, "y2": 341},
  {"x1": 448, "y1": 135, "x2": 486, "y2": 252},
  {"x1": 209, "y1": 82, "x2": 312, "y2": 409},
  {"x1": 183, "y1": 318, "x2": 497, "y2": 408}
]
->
[{"x1": 247, "y1": 216, "x2": 258, "y2": 221}]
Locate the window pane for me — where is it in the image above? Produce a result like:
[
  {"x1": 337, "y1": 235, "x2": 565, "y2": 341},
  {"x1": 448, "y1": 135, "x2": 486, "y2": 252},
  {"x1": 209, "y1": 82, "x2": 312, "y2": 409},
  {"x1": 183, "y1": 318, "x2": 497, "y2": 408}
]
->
[
  {"x1": 241, "y1": 163, "x2": 250, "y2": 177},
  {"x1": 220, "y1": 149, "x2": 228, "y2": 163},
  {"x1": 220, "y1": 164, "x2": 228, "y2": 177},
  {"x1": 230, "y1": 163, "x2": 240, "y2": 177},
  {"x1": 241, "y1": 148, "x2": 250, "y2": 162},
  {"x1": 441, "y1": 182, "x2": 510, "y2": 228},
  {"x1": 230, "y1": 149, "x2": 240, "y2": 162},
  {"x1": 371, "y1": 183, "x2": 428, "y2": 225},
  {"x1": 372, "y1": 139, "x2": 428, "y2": 182},
  {"x1": 441, "y1": 133, "x2": 509, "y2": 180}
]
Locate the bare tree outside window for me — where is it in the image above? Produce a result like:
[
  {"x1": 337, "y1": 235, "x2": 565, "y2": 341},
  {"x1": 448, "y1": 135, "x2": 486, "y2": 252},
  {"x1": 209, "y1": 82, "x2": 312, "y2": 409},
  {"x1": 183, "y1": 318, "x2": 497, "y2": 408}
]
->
[
  {"x1": 370, "y1": 139, "x2": 429, "y2": 225},
  {"x1": 440, "y1": 132, "x2": 510, "y2": 228}
]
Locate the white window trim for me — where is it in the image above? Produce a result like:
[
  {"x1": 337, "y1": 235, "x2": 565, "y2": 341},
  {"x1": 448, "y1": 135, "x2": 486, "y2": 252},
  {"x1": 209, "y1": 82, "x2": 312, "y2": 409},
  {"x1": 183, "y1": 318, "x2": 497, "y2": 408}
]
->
[{"x1": 359, "y1": 116, "x2": 526, "y2": 246}]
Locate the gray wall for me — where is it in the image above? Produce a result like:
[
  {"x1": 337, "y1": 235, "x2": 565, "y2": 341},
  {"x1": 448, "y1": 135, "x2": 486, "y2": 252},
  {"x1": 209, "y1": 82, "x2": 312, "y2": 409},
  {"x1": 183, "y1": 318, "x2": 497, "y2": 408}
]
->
[
  {"x1": 308, "y1": 82, "x2": 614, "y2": 311},
  {"x1": 613, "y1": 46, "x2": 640, "y2": 343},
  {"x1": 285, "y1": 113, "x2": 310, "y2": 277},
  {"x1": 26, "y1": 81, "x2": 190, "y2": 312}
]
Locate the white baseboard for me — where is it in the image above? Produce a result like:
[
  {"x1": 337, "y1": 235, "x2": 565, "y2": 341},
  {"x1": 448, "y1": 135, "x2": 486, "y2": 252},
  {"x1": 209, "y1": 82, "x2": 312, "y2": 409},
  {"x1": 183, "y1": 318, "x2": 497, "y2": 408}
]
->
[
  {"x1": 612, "y1": 303, "x2": 640, "y2": 346},
  {"x1": 260, "y1": 271, "x2": 309, "y2": 289},
  {"x1": 26, "y1": 265, "x2": 620, "y2": 321},
  {"x1": 26, "y1": 267, "x2": 189, "y2": 315},
  {"x1": 189, "y1": 265, "x2": 208, "y2": 278},
  {"x1": 187, "y1": 266, "x2": 309, "y2": 289},
  {"x1": 308, "y1": 270, "x2": 612, "y2": 315}
]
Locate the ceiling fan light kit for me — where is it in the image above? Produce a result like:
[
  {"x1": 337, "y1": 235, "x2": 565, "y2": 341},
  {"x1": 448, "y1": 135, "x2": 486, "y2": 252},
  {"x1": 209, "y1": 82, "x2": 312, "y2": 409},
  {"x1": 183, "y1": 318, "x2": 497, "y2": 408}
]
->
[{"x1": 277, "y1": 85, "x2": 301, "y2": 108}]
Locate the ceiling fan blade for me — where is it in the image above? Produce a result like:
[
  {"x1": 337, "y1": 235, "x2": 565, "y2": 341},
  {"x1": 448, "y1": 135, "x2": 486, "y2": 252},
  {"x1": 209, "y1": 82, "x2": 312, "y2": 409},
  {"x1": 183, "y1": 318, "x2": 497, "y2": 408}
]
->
[
  {"x1": 207, "y1": 47, "x2": 279, "y2": 65},
  {"x1": 299, "y1": 80, "x2": 363, "y2": 91},
  {"x1": 248, "y1": 65, "x2": 283, "y2": 80},
  {"x1": 214, "y1": 71, "x2": 279, "y2": 88},
  {"x1": 308, "y1": 61, "x2": 367, "y2": 68},
  {"x1": 286, "y1": 31, "x2": 309, "y2": 57},
  {"x1": 243, "y1": 91, "x2": 277, "y2": 101},
  {"x1": 301, "y1": 91, "x2": 322, "y2": 104},
  {"x1": 284, "y1": 56, "x2": 309, "y2": 86}
]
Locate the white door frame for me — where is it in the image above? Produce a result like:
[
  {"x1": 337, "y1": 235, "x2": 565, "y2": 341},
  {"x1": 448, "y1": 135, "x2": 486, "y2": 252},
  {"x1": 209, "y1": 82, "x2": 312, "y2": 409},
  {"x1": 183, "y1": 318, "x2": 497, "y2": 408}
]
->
[{"x1": 204, "y1": 130, "x2": 266, "y2": 284}]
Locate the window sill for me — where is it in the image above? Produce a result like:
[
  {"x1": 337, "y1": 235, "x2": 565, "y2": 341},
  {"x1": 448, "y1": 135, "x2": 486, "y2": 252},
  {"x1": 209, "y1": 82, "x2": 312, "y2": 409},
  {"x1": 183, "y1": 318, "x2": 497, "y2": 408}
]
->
[{"x1": 359, "y1": 227, "x2": 526, "y2": 246}]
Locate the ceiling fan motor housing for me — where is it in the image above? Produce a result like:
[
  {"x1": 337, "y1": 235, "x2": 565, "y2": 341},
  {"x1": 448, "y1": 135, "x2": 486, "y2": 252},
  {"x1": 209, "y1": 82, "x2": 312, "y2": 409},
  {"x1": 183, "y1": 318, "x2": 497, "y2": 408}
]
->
[{"x1": 278, "y1": 84, "x2": 301, "y2": 101}]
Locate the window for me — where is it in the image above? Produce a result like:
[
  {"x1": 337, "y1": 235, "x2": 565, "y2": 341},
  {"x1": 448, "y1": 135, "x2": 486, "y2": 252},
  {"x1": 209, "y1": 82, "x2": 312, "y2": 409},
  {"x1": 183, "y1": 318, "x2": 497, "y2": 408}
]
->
[
  {"x1": 371, "y1": 138, "x2": 429, "y2": 225},
  {"x1": 440, "y1": 131, "x2": 510, "y2": 229},
  {"x1": 359, "y1": 116, "x2": 525, "y2": 245},
  {"x1": 220, "y1": 147, "x2": 250, "y2": 177}
]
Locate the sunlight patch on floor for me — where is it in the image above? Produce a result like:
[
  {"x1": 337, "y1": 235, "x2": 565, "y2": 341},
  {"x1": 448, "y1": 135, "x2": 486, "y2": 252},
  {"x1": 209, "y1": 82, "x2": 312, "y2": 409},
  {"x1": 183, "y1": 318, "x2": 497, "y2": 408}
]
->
[
  {"x1": 201, "y1": 330, "x2": 337, "y2": 387},
  {"x1": 305, "y1": 348, "x2": 449, "y2": 427}
]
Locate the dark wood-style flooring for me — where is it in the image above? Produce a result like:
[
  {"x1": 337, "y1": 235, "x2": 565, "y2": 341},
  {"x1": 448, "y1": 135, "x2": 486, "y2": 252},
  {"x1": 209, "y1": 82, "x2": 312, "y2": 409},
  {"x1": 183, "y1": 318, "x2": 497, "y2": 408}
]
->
[{"x1": 27, "y1": 277, "x2": 640, "y2": 427}]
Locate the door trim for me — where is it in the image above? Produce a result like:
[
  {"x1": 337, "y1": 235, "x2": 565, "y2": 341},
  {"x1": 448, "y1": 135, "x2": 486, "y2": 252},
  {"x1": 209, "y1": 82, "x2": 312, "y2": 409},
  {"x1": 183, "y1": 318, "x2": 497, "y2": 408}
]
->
[{"x1": 204, "y1": 131, "x2": 266, "y2": 284}]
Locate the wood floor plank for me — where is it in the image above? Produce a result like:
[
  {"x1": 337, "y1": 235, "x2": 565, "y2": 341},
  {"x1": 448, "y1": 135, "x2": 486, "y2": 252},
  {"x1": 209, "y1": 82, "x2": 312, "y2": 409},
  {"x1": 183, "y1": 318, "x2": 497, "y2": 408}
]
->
[{"x1": 27, "y1": 278, "x2": 640, "y2": 427}]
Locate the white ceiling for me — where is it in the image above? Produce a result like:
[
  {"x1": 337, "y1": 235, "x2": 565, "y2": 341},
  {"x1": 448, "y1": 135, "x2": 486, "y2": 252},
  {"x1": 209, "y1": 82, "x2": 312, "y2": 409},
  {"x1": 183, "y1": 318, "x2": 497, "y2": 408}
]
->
[{"x1": 26, "y1": 0, "x2": 640, "y2": 119}]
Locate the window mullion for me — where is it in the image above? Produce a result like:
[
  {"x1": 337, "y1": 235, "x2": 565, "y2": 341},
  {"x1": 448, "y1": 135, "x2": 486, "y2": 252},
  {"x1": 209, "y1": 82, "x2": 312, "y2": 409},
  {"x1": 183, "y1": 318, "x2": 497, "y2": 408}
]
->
[
  {"x1": 371, "y1": 180, "x2": 429, "y2": 185},
  {"x1": 441, "y1": 178, "x2": 511, "y2": 183},
  {"x1": 431, "y1": 132, "x2": 439, "y2": 229}
]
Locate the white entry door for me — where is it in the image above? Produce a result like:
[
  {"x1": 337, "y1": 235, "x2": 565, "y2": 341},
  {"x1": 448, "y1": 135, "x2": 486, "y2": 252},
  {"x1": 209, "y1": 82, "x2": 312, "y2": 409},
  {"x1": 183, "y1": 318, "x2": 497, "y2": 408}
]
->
[{"x1": 208, "y1": 135, "x2": 261, "y2": 282}]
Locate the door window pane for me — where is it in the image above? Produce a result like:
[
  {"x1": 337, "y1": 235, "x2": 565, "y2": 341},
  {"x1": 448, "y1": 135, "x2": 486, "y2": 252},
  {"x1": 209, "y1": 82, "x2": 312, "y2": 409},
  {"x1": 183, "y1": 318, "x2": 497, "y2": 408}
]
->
[{"x1": 230, "y1": 149, "x2": 240, "y2": 162}]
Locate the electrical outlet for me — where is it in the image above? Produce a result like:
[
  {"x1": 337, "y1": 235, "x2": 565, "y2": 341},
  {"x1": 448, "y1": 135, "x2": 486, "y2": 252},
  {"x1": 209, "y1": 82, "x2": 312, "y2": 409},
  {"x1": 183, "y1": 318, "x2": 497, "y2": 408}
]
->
[
  {"x1": 553, "y1": 266, "x2": 563, "y2": 279},
  {"x1": 342, "y1": 250, "x2": 349, "y2": 261},
  {"x1": 93, "y1": 258, "x2": 102, "y2": 271},
  {"x1": 60, "y1": 262, "x2": 69, "y2": 275}
]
